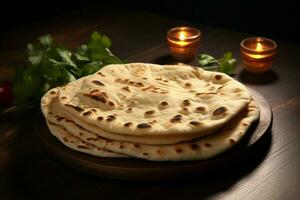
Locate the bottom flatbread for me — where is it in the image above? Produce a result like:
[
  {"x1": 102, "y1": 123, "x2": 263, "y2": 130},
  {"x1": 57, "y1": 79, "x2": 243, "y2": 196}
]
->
[
  {"x1": 47, "y1": 121, "x2": 129, "y2": 158},
  {"x1": 46, "y1": 99, "x2": 259, "y2": 161}
]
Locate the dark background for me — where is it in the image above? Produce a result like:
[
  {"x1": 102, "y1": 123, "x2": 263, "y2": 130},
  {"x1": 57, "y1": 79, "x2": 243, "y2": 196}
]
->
[{"x1": 0, "y1": 0, "x2": 299, "y2": 44}]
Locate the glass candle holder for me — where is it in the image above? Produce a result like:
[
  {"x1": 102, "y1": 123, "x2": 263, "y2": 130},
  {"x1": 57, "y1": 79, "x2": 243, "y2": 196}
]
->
[
  {"x1": 240, "y1": 37, "x2": 277, "y2": 73},
  {"x1": 167, "y1": 26, "x2": 201, "y2": 62}
]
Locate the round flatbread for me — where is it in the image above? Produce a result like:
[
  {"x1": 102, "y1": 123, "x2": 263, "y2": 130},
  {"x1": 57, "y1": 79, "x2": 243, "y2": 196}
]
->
[
  {"x1": 41, "y1": 79, "x2": 259, "y2": 161},
  {"x1": 54, "y1": 63, "x2": 251, "y2": 140},
  {"x1": 46, "y1": 99, "x2": 259, "y2": 161},
  {"x1": 41, "y1": 88, "x2": 212, "y2": 145},
  {"x1": 46, "y1": 121, "x2": 128, "y2": 158}
]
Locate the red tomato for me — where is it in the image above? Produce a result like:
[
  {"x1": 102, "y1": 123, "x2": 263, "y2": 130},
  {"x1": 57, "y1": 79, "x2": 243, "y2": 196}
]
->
[{"x1": 0, "y1": 80, "x2": 14, "y2": 106}]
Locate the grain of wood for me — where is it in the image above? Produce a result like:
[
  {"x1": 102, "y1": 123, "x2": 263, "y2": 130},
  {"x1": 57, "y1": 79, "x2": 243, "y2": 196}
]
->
[{"x1": 0, "y1": 6, "x2": 299, "y2": 200}]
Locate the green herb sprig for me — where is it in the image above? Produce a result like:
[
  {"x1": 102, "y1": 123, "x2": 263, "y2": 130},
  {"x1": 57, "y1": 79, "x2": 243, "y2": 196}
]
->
[
  {"x1": 13, "y1": 31, "x2": 123, "y2": 105},
  {"x1": 198, "y1": 52, "x2": 237, "y2": 75}
]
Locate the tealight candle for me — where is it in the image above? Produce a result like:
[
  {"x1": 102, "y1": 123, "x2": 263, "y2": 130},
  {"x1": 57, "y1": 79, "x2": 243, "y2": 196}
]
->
[
  {"x1": 167, "y1": 26, "x2": 201, "y2": 62},
  {"x1": 240, "y1": 37, "x2": 277, "y2": 73}
]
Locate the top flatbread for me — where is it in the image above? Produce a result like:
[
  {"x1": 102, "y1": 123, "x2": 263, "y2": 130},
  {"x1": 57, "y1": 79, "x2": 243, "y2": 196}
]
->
[
  {"x1": 41, "y1": 88, "x2": 216, "y2": 145},
  {"x1": 50, "y1": 63, "x2": 251, "y2": 138}
]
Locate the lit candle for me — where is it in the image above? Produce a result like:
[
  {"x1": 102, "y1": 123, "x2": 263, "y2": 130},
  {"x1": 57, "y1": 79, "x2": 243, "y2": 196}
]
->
[
  {"x1": 167, "y1": 27, "x2": 201, "y2": 62},
  {"x1": 179, "y1": 31, "x2": 186, "y2": 40},
  {"x1": 240, "y1": 37, "x2": 277, "y2": 73}
]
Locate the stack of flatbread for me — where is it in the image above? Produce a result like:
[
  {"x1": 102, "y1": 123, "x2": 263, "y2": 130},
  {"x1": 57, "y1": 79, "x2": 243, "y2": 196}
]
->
[{"x1": 41, "y1": 63, "x2": 259, "y2": 161}]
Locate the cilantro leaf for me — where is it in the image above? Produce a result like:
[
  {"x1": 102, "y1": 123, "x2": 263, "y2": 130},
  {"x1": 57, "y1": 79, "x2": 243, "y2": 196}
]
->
[
  {"x1": 219, "y1": 52, "x2": 237, "y2": 75},
  {"x1": 38, "y1": 34, "x2": 53, "y2": 47},
  {"x1": 13, "y1": 31, "x2": 123, "y2": 105},
  {"x1": 87, "y1": 32, "x2": 111, "y2": 60},
  {"x1": 197, "y1": 52, "x2": 237, "y2": 75},
  {"x1": 57, "y1": 48, "x2": 77, "y2": 68},
  {"x1": 27, "y1": 44, "x2": 44, "y2": 65},
  {"x1": 198, "y1": 54, "x2": 218, "y2": 67}
]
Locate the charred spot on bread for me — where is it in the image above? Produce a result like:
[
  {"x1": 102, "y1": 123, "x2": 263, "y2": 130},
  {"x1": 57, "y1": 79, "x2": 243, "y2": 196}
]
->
[
  {"x1": 170, "y1": 114, "x2": 182, "y2": 123},
  {"x1": 56, "y1": 117, "x2": 65, "y2": 121},
  {"x1": 182, "y1": 99, "x2": 191, "y2": 106},
  {"x1": 229, "y1": 139, "x2": 236, "y2": 144},
  {"x1": 92, "y1": 80, "x2": 105, "y2": 86},
  {"x1": 83, "y1": 111, "x2": 92, "y2": 116},
  {"x1": 242, "y1": 123, "x2": 249, "y2": 126},
  {"x1": 175, "y1": 148, "x2": 183, "y2": 153},
  {"x1": 77, "y1": 145, "x2": 89, "y2": 149},
  {"x1": 182, "y1": 107, "x2": 189, "y2": 112},
  {"x1": 145, "y1": 110, "x2": 155, "y2": 115},
  {"x1": 215, "y1": 74, "x2": 222, "y2": 80},
  {"x1": 189, "y1": 121, "x2": 202, "y2": 126},
  {"x1": 121, "y1": 86, "x2": 130, "y2": 92},
  {"x1": 160, "y1": 101, "x2": 168, "y2": 106},
  {"x1": 204, "y1": 143, "x2": 212, "y2": 147},
  {"x1": 185, "y1": 82, "x2": 192, "y2": 87},
  {"x1": 137, "y1": 123, "x2": 151, "y2": 128},
  {"x1": 90, "y1": 89, "x2": 100, "y2": 94},
  {"x1": 83, "y1": 92, "x2": 107, "y2": 103},
  {"x1": 124, "y1": 122, "x2": 133, "y2": 127},
  {"x1": 97, "y1": 72, "x2": 105, "y2": 77},
  {"x1": 97, "y1": 116, "x2": 103, "y2": 121},
  {"x1": 196, "y1": 106, "x2": 206, "y2": 112},
  {"x1": 212, "y1": 106, "x2": 227, "y2": 116},
  {"x1": 65, "y1": 104, "x2": 84, "y2": 112},
  {"x1": 108, "y1": 101, "x2": 115, "y2": 107},
  {"x1": 135, "y1": 82, "x2": 144, "y2": 87},
  {"x1": 106, "y1": 115, "x2": 116, "y2": 121}
]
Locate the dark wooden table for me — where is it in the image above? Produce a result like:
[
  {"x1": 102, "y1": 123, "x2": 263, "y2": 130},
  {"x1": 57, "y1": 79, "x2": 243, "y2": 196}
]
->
[{"x1": 0, "y1": 7, "x2": 299, "y2": 200}]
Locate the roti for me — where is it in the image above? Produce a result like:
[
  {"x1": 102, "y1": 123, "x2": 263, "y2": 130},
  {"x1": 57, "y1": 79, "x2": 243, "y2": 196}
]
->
[
  {"x1": 46, "y1": 121, "x2": 128, "y2": 158},
  {"x1": 40, "y1": 63, "x2": 258, "y2": 161},
  {"x1": 54, "y1": 63, "x2": 251, "y2": 139},
  {"x1": 46, "y1": 99, "x2": 259, "y2": 161},
  {"x1": 42, "y1": 88, "x2": 215, "y2": 145}
]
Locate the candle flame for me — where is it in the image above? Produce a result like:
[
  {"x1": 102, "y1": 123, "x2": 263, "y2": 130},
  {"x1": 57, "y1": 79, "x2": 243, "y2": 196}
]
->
[
  {"x1": 178, "y1": 31, "x2": 187, "y2": 40},
  {"x1": 256, "y1": 42, "x2": 263, "y2": 52}
]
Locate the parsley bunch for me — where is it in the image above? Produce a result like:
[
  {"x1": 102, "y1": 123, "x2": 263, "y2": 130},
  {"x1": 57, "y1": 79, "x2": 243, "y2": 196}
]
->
[
  {"x1": 13, "y1": 32, "x2": 123, "y2": 105},
  {"x1": 198, "y1": 52, "x2": 237, "y2": 75}
]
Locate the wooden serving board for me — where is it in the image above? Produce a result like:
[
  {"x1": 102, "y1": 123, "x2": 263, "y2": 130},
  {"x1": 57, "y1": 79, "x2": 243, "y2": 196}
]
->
[{"x1": 35, "y1": 87, "x2": 272, "y2": 181}]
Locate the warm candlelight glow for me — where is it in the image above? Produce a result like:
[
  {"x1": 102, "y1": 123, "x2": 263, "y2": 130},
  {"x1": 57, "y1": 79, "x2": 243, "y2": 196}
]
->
[
  {"x1": 248, "y1": 42, "x2": 265, "y2": 59},
  {"x1": 240, "y1": 37, "x2": 277, "y2": 73},
  {"x1": 178, "y1": 31, "x2": 187, "y2": 41},
  {"x1": 167, "y1": 27, "x2": 201, "y2": 62},
  {"x1": 256, "y1": 42, "x2": 263, "y2": 52}
]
